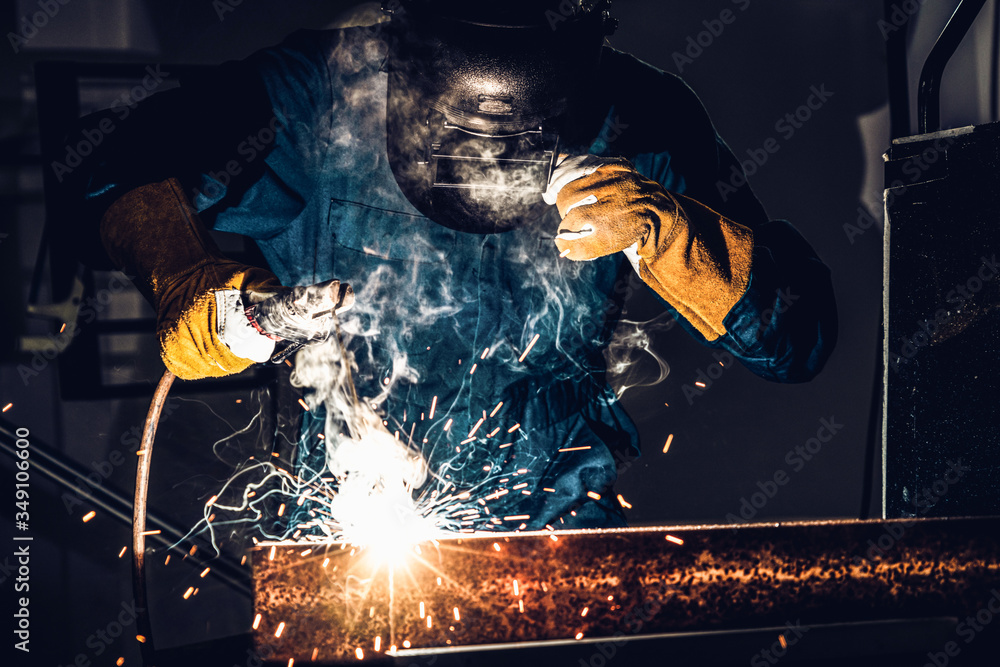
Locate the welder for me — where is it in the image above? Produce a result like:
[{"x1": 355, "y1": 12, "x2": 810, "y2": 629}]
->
[{"x1": 74, "y1": 0, "x2": 836, "y2": 530}]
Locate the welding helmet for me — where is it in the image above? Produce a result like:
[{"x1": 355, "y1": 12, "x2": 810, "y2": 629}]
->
[{"x1": 383, "y1": 0, "x2": 617, "y2": 234}]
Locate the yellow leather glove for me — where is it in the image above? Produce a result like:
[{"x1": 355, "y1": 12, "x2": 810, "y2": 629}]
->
[
  {"x1": 544, "y1": 155, "x2": 754, "y2": 341},
  {"x1": 100, "y1": 178, "x2": 285, "y2": 380}
]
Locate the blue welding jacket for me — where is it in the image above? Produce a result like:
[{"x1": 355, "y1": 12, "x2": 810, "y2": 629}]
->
[{"x1": 80, "y1": 26, "x2": 837, "y2": 530}]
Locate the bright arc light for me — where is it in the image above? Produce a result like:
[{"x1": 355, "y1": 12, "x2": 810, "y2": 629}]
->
[{"x1": 327, "y1": 430, "x2": 440, "y2": 566}]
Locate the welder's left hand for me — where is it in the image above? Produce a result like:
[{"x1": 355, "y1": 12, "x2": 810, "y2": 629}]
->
[
  {"x1": 543, "y1": 155, "x2": 756, "y2": 342},
  {"x1": 544, "y1": 155, "x2": 679, "y2": 262}
]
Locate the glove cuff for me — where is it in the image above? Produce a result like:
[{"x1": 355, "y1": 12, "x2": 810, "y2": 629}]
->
[
  {"x1": 636, "y1": 193, "x2": 754, "y2": 341},
  {"x1": 101, "y1": 178, "x2": 282, "y2": 379}
]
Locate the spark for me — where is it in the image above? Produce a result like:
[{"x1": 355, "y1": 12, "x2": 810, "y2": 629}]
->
[
  {"x1": 426, "y1": 615, "x2": 432, "y2": 629},
  {"x1": 275, "y1": 622, "x2": 285, "y2": 638},
  {"x1": 183, "y1": 587, "x2": 194, "y2": 600},
  {"x1": 518, "y1": 334, "x2": 540, "y2": 362},
  {"x1": 481, "y1": 347, "x2": 490, "y2": 359},
  {"x1": 512, "y1": 482, "x2": 528, "y2": 490},
  {"x1": 694, "y1": 381, "x2": 706, "y2": 388},
  {"x1": 253, "y1": 614, "x2": 262, "y2": 630},
  {"x1": 504, "y1": 515, "x2": 530, "y2": 521},
  {"x1": 558, "y1": 446, "x2": 591, "y2": 452},
  {"x1": 507, "y1": 423, "x2": 521, "y2": 433},
  {"x1": 288, "y1": 660, "x2": 294, "y2": 667},
  {"x1": 586, "y1": 491, "x2": 601, "y2": 500},
  {"x1": 2, "y1": 403, "x2": 12, "y2": 413},
  {"x1": 467, "y1": 417, "x2": 485, "y2": 438},
  {"x1": 518, "y1": 599, "x2": 524, "y2": 613},
  {"x1": 469, "y1": 363, "x2": 478, "y2": 375},
  {"x1": 779, "y1": 634, "x2": 787, "y2": 649},
  {"x1": 116, "y1": 658, "x2": 124, "y2": 666},
  {"x1": 356, "y1": 648, "x2": 364, "y2": 660},
  {"x1": 269, "y1": 546, "x2": 276, "y2": 561},
  {"x1": 164, "y1": 555, "x2": 171, "y2": 565},
  {"x1": 575, "y1": 632, "x2": 584, "y2": 640},
  {"x1": 429, "y1": 396, "x2": 438, "y2": 419},
  {"x1": 200, "y1": 567, "x2": 210, "y2": 578},
  {"x1": 617, "y1": 494, "x2": 632, "y2": 509},
  {"x1": 453, "y1": 607, "x2": 461, "y2": 621},
  {"x1": 403, "y1": 640, "x2": 411, "y2": 648},
  {"x1": 322, "y1": 558, "x2": 330, "y2": 568},
  {"x1": 444, "y1": 418, "x2": 453, "y2": 431},
  {"x1": 513, "y1": 579, "x2": 520, "y2": 596},
  {"x1": 136, "y1": 635, "x2": 146, "y2": 643},
  {"x1": 581, "y1": 607, "x2": 589, "y2": 617},
  {"x1": 560, "y1": 248, "x2": 572, "y2": 258},
  {"x1": 117, "y1": 546, "x2": 127, "y2": 558},
  {"x1": 543, "y1": 487, "x2": 555, "y2": 492},
  {"x1": 206, "y1": 495, "x2": 218, "y2": 506},
  {"x1": 82, "y1": 511, "x2": 96, "y2": 523},
  {"x1": 493, "y1": 543, "x2": 501, "y2": 551},
  {"x1": 419, "y1": 602, "x2": 425, "y2": 618},
  {"x1": 489, "y1": 401, "x2": 503, "y2": 417},
  {"x1": 277, "y1": 503, "x2": 286, "y2": 517},
  {"x1": 665, "y1": 534, "x2": 684, "y2": 545},
  {"x1": 487, "y1": 427, "x2": 500, "y2": 438},
  {"x1": 663, "y1": 433, "x2": 674, "y2": 453},
  {"x1": 60, "y1": 322, "x2": 67, "y2": 333},
  {"x1": 374, "y1": 636, "x2": 381, "y2": 651},
  {"x1": 297, "y1": 398, "x2": 310, "y2": 411}
]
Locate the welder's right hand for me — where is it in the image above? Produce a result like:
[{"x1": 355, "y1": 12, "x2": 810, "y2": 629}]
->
[{"x1": 100, "y1": 178, "x2": 289, "y2": 380}]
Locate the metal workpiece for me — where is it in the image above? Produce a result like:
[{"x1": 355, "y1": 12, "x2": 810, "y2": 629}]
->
[{"x1": 252, "y1": 518, "x2": 1000, "y2": 663}]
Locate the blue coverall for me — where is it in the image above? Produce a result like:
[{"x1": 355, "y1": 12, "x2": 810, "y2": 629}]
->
[{"x1": 81, "y1": 25, "x2": 837, "y2": 530}]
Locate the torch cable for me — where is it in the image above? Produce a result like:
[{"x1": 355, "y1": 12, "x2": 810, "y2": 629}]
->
[{"x1": 133, "y1": 369, "x2": 176, "y2": 667}]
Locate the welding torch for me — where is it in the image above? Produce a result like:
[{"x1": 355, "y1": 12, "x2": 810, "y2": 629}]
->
[{"x1": 244, "y1": 278, "x2": 354, "y2": 364}]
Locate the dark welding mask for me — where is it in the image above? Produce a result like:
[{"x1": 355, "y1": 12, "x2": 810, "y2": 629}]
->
[{"x1": 382, "y1": 0, "x2": 617, "y2": 234}]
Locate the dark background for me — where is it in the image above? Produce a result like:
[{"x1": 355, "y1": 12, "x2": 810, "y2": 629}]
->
[{"x1": 1, "y1": 0, "x2": 997, "y2": 664}]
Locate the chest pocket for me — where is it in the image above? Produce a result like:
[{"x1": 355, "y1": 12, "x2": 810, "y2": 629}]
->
[{"x1": 328, "y1": 197, "x2": 456, "y2": 270}]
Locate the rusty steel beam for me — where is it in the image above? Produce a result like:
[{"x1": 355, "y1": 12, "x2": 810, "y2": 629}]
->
[{"x1": 252, "y1": 517, "x2": 1000, "y2": 663}]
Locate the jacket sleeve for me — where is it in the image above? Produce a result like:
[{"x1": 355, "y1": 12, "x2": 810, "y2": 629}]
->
[
  {"x1": 608, "y1": 53, "x2": 837, "y2": 383},
  {"x1": 68, "y1": 30, "x2": 332, "y2": 271}
]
